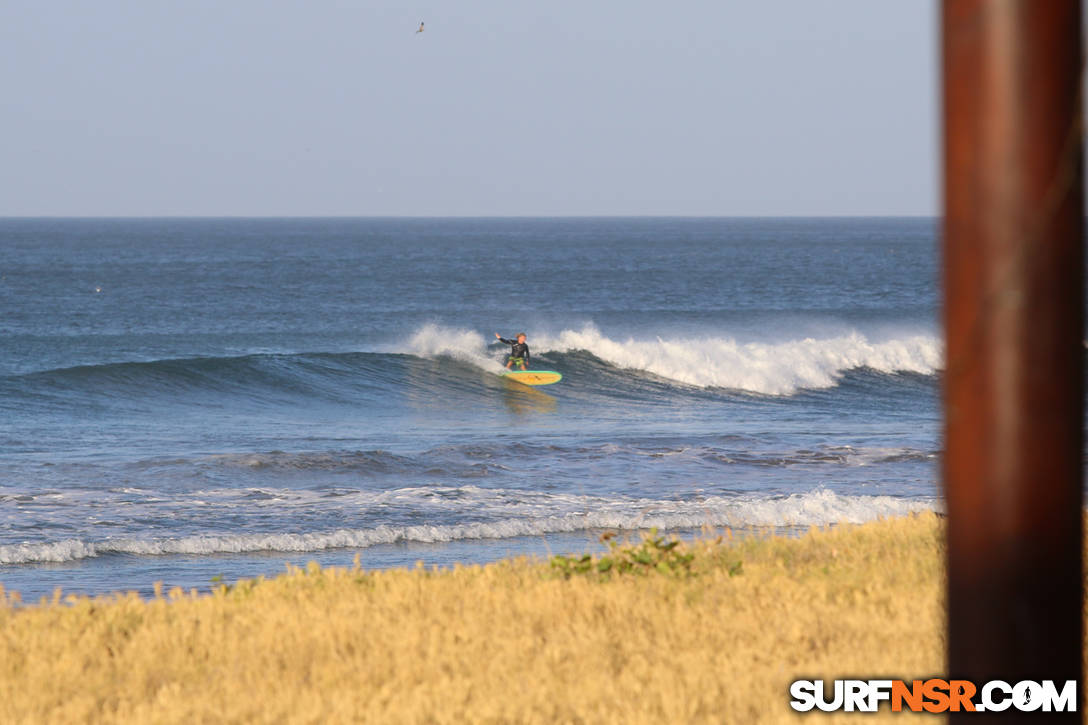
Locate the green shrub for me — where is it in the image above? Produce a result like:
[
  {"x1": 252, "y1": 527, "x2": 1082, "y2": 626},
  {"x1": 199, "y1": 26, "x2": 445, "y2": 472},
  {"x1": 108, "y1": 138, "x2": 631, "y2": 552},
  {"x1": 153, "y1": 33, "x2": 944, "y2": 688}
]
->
[{"x1": 550, "y1": 528, "x2": 722, "y2": 580}]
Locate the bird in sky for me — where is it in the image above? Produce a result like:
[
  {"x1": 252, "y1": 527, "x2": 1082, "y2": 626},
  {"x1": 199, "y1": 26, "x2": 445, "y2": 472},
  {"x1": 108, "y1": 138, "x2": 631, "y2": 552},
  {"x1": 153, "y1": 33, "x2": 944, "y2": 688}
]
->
[{"x1": 416, "y1": 21, "x2": 424, "y2": 34}]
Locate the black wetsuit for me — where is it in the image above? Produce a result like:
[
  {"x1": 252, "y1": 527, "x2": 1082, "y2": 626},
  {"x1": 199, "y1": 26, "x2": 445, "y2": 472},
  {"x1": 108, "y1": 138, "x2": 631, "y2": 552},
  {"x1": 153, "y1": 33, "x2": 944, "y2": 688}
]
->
[{"x1": 498, "y1": 337, "x2": 530, "y2": 366}]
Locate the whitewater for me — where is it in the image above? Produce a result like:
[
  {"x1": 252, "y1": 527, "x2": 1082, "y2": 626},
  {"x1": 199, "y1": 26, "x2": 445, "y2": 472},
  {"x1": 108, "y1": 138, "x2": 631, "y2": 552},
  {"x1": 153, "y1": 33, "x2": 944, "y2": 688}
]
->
[
  {"x1": 0, "y1": 489, "x2": 937, "y2": 565},
  {"x1": 407, "y1": 323, "x2": 942, "y2": 396}
]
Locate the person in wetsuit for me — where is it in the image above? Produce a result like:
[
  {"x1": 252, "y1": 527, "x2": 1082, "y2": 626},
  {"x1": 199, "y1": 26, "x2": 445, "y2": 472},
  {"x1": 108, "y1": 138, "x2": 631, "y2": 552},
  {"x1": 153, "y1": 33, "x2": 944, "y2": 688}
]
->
[{"x1": 495, "y1": 332, "x2": 530, "y2": 370}]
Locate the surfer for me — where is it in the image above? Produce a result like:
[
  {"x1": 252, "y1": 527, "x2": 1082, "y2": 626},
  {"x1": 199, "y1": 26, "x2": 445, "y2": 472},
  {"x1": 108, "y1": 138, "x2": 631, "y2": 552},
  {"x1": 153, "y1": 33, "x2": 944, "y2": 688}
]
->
[
  {"x1": 416, "y1": 21, "x2": 424, "y2": 34},
  {"x1": 495, "y1": 332, "x2": 530, "y2": 370}
]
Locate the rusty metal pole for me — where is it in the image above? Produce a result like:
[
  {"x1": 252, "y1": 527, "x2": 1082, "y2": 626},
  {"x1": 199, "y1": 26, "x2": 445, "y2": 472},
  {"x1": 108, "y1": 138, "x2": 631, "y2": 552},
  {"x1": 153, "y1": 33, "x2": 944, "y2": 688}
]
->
[{"x1": 943, "y1": 0, "x2": 1083, "y2": 714}]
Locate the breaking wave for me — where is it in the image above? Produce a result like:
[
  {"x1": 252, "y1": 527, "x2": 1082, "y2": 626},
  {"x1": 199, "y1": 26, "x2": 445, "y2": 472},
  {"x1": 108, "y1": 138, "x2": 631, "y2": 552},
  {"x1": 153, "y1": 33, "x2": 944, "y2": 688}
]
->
[
  {"x1": 407, "y1": 323, "x2": 940, "y2": 395},
  {"x1": 0, "y1": 323, "x2": 941, "y2": 405},
  {"x1": 0, "y1": 489, "x2": 936, "y2": 564},
  {"x1": 533, "y1": 325, "x2": 940, "y2": 395}
]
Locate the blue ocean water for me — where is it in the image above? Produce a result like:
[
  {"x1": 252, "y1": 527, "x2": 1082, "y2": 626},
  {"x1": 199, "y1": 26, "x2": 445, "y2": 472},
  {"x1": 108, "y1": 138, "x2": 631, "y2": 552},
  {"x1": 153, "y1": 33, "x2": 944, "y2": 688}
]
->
[{"x1": 0, "y1": 218, "x2": 940, "y2": 600}]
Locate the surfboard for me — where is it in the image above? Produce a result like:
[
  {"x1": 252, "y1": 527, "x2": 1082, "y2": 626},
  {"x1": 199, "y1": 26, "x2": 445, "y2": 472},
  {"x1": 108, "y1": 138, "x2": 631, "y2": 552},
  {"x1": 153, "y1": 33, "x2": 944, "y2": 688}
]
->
[{"x1": 502, "y1": 370, "x2": 562, "y2": 386}]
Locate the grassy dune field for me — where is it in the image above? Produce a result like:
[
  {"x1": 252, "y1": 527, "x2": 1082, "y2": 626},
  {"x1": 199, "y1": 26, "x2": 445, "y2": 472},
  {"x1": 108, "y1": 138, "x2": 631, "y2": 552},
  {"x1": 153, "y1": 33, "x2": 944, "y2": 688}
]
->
[{"x1": 1, "y1": 514, "x2": 946, "y2": 724}]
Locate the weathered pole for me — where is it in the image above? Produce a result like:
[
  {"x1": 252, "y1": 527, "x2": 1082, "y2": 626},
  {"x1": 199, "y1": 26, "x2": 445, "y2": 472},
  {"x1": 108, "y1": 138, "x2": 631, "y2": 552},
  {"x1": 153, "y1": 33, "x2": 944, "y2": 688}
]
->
[{"x1": 943, "y1": 0, "x2": 1083, "y2": 716}]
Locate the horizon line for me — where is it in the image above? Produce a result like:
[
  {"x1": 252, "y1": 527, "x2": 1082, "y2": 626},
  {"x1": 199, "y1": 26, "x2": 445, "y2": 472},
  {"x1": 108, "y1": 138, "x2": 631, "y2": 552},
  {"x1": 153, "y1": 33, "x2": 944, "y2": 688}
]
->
[{"x1": 0, "y1": 213, "x2": 940, "y2": 220}]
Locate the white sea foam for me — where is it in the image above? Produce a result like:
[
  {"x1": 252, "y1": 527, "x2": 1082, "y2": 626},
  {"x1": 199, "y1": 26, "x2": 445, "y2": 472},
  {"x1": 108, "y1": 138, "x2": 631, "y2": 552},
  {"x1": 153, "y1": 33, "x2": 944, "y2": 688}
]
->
[
  {"x1": 0, "y1": 489, "x2": 937, "y2": 564},
  {"x1": 536, "y1": 325, "x2": 942, "y2": 395},
  {"x1": 406, "y1": 324, "x2": 506, "y2": 373}
]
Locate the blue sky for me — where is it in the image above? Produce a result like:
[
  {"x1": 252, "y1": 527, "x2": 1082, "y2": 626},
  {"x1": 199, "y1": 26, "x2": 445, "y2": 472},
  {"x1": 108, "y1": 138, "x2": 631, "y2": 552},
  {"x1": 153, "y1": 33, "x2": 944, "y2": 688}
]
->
[{"x1": 0, "y1": 1, "x2": 936, "y2": 216}]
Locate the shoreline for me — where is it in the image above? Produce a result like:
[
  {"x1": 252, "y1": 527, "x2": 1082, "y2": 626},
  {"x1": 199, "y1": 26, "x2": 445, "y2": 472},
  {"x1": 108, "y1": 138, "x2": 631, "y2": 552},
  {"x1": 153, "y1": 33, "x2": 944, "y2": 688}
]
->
[
  {"x1": 2, "y1": 513, "x2": 945, "y2": 723},
  {"x1": 0, "y1": 490, "x2": 937, "y2": 602}
]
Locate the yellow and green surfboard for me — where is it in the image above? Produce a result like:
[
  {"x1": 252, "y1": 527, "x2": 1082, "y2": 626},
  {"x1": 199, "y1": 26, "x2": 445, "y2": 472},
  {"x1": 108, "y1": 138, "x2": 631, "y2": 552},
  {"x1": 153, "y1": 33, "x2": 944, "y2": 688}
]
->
[{"x1": 502, "y1": 370, "x2": 563, "y2": 386}]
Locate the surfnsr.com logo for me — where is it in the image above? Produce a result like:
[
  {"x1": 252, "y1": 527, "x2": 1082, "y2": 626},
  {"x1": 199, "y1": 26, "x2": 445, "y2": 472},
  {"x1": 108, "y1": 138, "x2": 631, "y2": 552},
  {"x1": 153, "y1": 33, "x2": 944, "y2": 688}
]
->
[{"x1": 789, "y1": 679, "x2": 1077, "y2": 713}]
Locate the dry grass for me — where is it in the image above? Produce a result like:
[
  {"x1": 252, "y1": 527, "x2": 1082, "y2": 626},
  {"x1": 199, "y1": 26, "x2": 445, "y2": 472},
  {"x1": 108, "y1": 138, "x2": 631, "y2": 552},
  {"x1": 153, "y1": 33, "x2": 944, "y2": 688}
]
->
[{"x1": 0, "y1": 513, "x2": 946, "y2": 724}]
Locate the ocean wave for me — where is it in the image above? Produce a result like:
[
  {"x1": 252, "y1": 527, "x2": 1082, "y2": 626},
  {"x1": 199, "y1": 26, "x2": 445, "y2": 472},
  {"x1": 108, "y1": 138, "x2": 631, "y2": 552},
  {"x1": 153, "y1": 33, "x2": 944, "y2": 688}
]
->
[
  {"x1": 124, "y1": 443, "x2": 932, "y2": 477},
  {"x1": 1, "y1": 323, "x2": 942, "y2": 402},
  {"x1": 0, "y1": 350, "x2": 394, "y2": 407},
  {"x1": 0, "y1": 489, "x2": 936, "y2": 564},
  {"x1": 405, "y1": 323, "x2": 940, "y2": 395},
  {"x1": 533, "y1": 325, "x2": 941, "y2": 395},
  {"x1": 206, "y1": 450, "x2": 416, "y2": 473}
]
